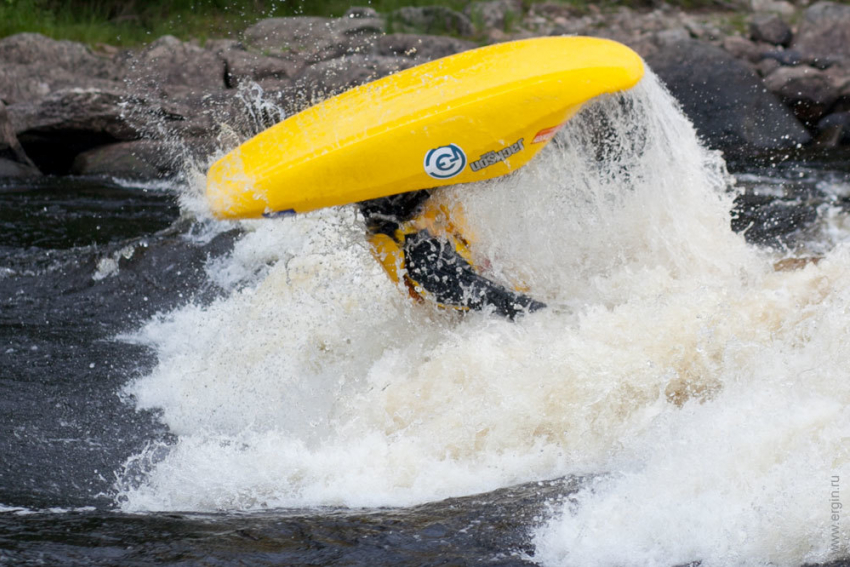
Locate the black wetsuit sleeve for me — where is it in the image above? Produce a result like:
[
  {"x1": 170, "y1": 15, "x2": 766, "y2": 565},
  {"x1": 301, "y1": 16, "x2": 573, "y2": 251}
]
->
[
  {"x1": 403, "y1": 230, "x2": 546, "y2": 320},
  {"x1": 358, "y1": 190, "x2": 432, "y2": 237}
]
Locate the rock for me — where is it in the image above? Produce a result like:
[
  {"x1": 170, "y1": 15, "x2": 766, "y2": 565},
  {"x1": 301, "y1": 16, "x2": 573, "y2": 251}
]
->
[
  {"x1": 335, "y1": 13, "x2": 385, "y2": 37},
  {"x1": 654, "y1": 28, "x2": 691, "y2": 44},
  {"x1": 731, "y1": 193, "x2": 818, "y2": 246},
  {"x1": 465, "y1": 0, "x2": 524, "y2": 31},
  {"x1": 120, "y1": 35, "x2": 226, "y2": 94},
  {"x1": 309, "y1": 36, "x2": 380, "y2": 65},
  {"x1": 749, "y1": 14, "x2": 792, "y2": 46},
  {"x1": 817, "y1": 110, "x2": 850, "y2": 144},
  {"x1": 0, "y1": 157, "x2": 40, "y2": 177},
  {"x1": 70, "y1": 139, "x2": 177, "y2": 178},
  {"x1": 646, "y1": 38, "x2": 811, "y2": 152},
  {"x1": 528, "y1": 2, "x2": 579, "y2": 20},
  {"x1": 486, "y1": 28, "x2": 510, "y2": 43},
  {"x1": 0, "y1": 34, "x2": 124, "y2": 105},
  {"x1": 390, "y1": 6, "x2": 475, "y2": 37},
  {"x1": 0, "y1": 101, "x2": 34, "y2": 166},
  {"x1": 9, "y1": 88, "x2": 139, "y2": 140},
  {"x1": 722, "y1": 35, "x2": 767, "y2": 63},
  {"x1": 222, "y1": 48, "x2": 299, "y2": 89},
  {"x1": 296, "y1": 54, "x2": 419, "y2": 99},
  {"x1": 375, "y1": 34, "x2": 476, "y2": 61},
  {"x1": 748, "y1": 0, "x2": 795, "y2": 16},
  {"x1": 344, "y1": 6, "x2": 379, "y2": 19},
  {"x1": 0, "y1": 63, "x2": 50, "y2": 104},
  {"x1": 756, "y1": 57, "x2": 782, "y2": 77},
  {"x1": 0, "y1": 32, "x2": 117, "y2": 79},
  {"x1": 0, "y1": 101, "x2": 39, "y2": 177},
  {"x1": 244, "y1": 16, "x2": 333, "y2": 54},
  {"x1": 5, "y1": 88, "x2": 181, "y2": 174},
  {"x1": 204, "y1": 39, "x2": 241, "y2": 54},
  {"x1": 187, "y1": 88, "x2": 289, "y2": 145},
  {"x1": 760, "y1": 49, "x2": 805, "y2": 66},
  {"x1": 763, "y1": 65, "x2": 841, "y2": 124},
  {"x1": 794, "y1": 2, "x2": 850, "y2": 63},
  {"x1": 243, "y1": 16, "x2": 384, "y2": 65},
  {"x1": 683, "y1": 18, "x2": 723, "y2": 41}
]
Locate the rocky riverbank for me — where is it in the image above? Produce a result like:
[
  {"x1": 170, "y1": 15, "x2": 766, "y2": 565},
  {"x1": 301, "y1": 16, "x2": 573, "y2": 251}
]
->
[{"x1": 1, "y1": 0, "x2": 850, "y2": 181}]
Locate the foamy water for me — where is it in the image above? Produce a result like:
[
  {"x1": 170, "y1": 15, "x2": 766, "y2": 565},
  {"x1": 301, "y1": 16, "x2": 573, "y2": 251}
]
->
[{"x1": 116, "y1": 74, "x2": 849, "y2": 566}]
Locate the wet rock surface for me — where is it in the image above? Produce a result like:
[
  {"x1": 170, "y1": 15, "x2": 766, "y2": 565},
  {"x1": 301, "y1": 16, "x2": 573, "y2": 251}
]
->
[
  {"x1": 0, "y1": 32, "x2": 119, "y2": 82},
  {"x1": 119, "y1": 35, "x2": 227, "y2": 95},
  {"x1": 70, "y1": 140, "x2": 177, "y2": 179},
  {"x1": 2, "y1": 1, "x2": 850, "y2": 180},
  {"x1": 793, "y1": 1, "x2": 850, "y2": 62},
  {"x1": 818, "y1": 110, "x2": 850, "y2": 144},
  {"x1": 749, "y1": 13, "x2": 792, "y2": 46},
  {"x1": 762, "y1": 66, "x2": 843, "y2": 125},
  {"x1": 646, "y1": 38, "x2": 811, "y2": 152},
  {"x1": 8, "y1": 89, "x2": 162, "y2": 175},
  {"x1": 391, "y1": 6, "x2": 476, "y2": 36},
  {"x1": 0, "y1": 101, "x2": 39, "y2": 177},
  {"x1": 731, "y1": 192, "x2": 819, "y2": 246}
]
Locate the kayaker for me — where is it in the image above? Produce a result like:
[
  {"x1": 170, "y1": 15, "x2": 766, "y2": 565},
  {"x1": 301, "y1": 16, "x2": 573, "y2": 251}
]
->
[{"x1": 359, "y1": 190, "x2": 546, "y2": 319}]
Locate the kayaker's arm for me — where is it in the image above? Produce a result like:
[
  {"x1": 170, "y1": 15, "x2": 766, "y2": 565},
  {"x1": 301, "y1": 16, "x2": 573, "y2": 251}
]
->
[
  {"x1": 359, "y1": 192, "x2": 546, "y2": 319},
  {"x1": 403, "y1": 229, "x2": 546, "y2": 319}
]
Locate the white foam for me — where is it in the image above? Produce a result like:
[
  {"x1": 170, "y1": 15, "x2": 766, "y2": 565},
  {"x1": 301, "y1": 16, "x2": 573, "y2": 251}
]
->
[
  {"x1": 0, "y1": 505, "x2": 97, "y2": 515},
  {"x1": 117, "y1": 73, "x2": 849, "y2": 566}
]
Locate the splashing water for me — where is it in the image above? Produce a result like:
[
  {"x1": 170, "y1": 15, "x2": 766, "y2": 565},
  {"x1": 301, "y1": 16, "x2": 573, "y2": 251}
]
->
[{"x1": 116, "y1": 73, "x2": 849, "y2": 566}]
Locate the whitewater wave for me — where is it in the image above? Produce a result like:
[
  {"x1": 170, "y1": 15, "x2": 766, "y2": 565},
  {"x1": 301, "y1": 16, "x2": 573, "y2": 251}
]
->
[{"x1": 116, "y1": 73, "x2": 849, "y2": 566}]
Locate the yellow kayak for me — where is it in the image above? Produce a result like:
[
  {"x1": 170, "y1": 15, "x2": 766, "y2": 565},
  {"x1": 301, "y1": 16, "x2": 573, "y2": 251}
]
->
[{"x1": 207, "y1": 36, "x2": 644, "y2": 219}]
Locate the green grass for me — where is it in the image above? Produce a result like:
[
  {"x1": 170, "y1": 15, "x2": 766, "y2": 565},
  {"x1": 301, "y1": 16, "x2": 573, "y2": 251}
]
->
[
  {"x1": 0, "y1": 0, "x2": 468, "y2": 46},
  {"x1": 3, "y1": 0, "x2": 838, "y2": 47}
]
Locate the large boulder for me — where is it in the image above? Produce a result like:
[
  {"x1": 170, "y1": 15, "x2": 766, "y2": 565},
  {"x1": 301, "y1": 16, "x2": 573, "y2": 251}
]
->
[
  {"x1": 243, "y1": 16, "x2": 384, "y2": 64},
  {"x1": 296, "y1": 54, "x2": 419, "y2": 99},
  {"x1": 817, "y1": 110, "x2": 850, "y2": 144},
  {"x1": 0, "y1": 34, "x2": 124, "y2": 105},
  {"x1": 731, "y1": 193, "x2": 817, "y2": 246},
  {"x1": 646, "y1": 38, "x2": 811, "y2": 153},
  {"x1": 6, "y1": 88, "x2": 187, "y2": 174},
  {"x1": 0, "y1": 63, "x2": 56, "y2": 105},
  {"x1": 9, "y1": 88, "x2": 140, "y2": 141},
  {"x1": 221, "y1": 48, "x2": 300, "y2": 89},
  {"x1": 0, "y1": 101, "x2": 39, "y2": 177},
  {"x1": 749, "y1": 14, "x2": 792, "y2": 47},
  {"x1": 0, "y1": 62, "x2": 124, "y2": 106},
  {"x1": 763, "y1": 65, "x2": 844, "y2": 124},
  {"x1": 120, "y1": 35, "x2": 226, "y2": 94},
  {"x1": 376, "y1": 34, "x2": 476, "y2": 62},
  {"x1": 0, "y1": 158, "x2": 39, "y2": 177},
  {"x1": 71, "y1": 140, "x2": 177, "y2": 178},
  {"x1": 793, "y1": 1, "x2": 850, "y2": 63},
  {"x1": 390, "y1": 6, "x2": 475, "y2": 37},
  {"x1": 722, "y1": 35, "x2": 770, "y2": 64},
  {"x1": 747, "y1": 0, "x2": 795, "y2": 17},
  {"x1": 0, "y1": 33, "x2": 117, "y2": 79}
]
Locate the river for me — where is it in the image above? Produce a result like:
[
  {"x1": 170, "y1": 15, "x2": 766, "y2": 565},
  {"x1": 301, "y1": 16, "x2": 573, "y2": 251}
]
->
[{"x1": 1, "y1": 75, "x2": 848, "y2": 566}]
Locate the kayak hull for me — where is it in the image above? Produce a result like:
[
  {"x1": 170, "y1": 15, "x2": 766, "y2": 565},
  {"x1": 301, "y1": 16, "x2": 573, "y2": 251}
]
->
[{"x1": 207, "y1": 36, "x2": 644, "y2": 219}]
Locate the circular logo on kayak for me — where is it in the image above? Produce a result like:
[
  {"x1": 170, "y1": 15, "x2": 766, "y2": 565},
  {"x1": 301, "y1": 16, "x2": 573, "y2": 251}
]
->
[{"x1": 424, "y1": 144, "x2": 466, "y2": 179}]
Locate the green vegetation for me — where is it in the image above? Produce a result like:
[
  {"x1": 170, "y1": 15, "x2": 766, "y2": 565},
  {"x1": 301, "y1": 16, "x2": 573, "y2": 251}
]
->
[
  {"x1": 2, "y1": 0, "x2": 838, "y2": 47},
  {"x1": 724, "y1": 11, "x2": 749, "y2": 34},
  {"x1": 0, "y1": 0, "x2": 467, "y2": 46}
]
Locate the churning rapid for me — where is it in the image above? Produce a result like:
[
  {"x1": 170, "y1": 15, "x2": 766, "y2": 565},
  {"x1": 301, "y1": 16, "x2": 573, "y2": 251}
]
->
[{"x1": 115, "y1": 73, "x2": 849, "y2": 567}]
